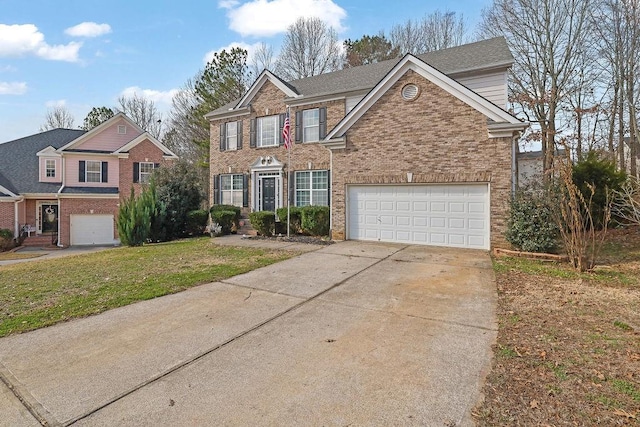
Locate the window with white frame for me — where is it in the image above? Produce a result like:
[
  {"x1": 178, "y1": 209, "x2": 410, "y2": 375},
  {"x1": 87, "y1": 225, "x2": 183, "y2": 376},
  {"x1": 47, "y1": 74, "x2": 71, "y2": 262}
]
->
[
  {"x1": 295, "y1": 170, "x2": 329, "y2": 207},
  {"x1": 303, "y1": 109, "x2": 320, "y2": 142},
  {"x1": 139, "y1": 162, "x2": 155, "y2": 184},
  {"x1": 118, "y1": 125, "x2": 126, "y2": 134},
  {"x1": 220, "y1": 174, "x2": 244, "y2": 207},
  {"x1": 226, "y1": 121, "x2": 238, "y2": 150},
  {"x1": 86, "y1": 160, "x2": 102, "y2": 183},
  {"x1": 45, "y1": 159, "x2": 56, "y2": 178},
  {"x1": 257, "y1": 115, "x2": 278, "y2": 147}
]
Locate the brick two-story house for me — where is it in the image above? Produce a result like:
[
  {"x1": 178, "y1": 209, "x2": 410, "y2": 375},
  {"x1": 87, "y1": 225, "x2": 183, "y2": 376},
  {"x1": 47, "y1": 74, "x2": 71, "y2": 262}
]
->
[
  {"x1": 0, "y1": 113, "x2": 177, "y2": 246},
  {"x1": 207, "y1": 37, "x2": 528, "y2": 250}
]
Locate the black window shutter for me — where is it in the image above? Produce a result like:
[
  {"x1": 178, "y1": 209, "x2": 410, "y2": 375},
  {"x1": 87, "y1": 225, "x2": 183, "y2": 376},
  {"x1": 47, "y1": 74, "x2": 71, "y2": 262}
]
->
[
  {"x1": 295, "y1": 110, "x2": 302, "y2": 143},
  {"x1": 242, "y1": 174, "x2": 249, "y2": 207},
  {"x1": 213, "y1": 174, "x2": 220, "y2": 204},
  {"x1": 289, "y1": 171, "x2": 296, "y2": 207},
  {"x1": 79, "y1": 160, "x2": 85, "y2": 183},
  {"x1": 133, "y1": 162, "x2": 139, "y2": 183},
  {"x1": 278, "y1": 113, "x2": 285, "y2": 146},
  {"x1": 154, "y1": 163, "x2": 160, "y2": 169},
  {"x1": 101, "y1": 162, "x2": 108, "y2": 183},
  {"x1": 319, "y1": 107, "x2": 327, "y2": 139},
  {"x1": 249, "y1": 119, "x2": 256, "y2": 148},
  {"x1": 220, "y1": 123, "x2": 226, "y2": 151},
  {"x1": 237, "y1": 121, "x2": 243, "y2": 149}
]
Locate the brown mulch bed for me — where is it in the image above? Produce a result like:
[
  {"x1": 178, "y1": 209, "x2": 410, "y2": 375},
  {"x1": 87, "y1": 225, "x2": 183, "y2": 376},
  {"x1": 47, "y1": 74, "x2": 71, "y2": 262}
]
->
[
  {"x1": 475, "y1": 226, "x2": 640, "y2": 426},
  {"x1": 248, "y1": 235, "x2": 334, "y2": 245}
]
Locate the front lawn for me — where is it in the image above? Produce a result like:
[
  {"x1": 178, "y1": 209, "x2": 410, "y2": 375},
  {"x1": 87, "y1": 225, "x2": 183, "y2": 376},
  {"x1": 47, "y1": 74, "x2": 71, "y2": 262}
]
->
[
  {"x1": 0, "y1": 238, "x2": 298, "y2": 337},
  {"x1": 475, "y1": 226, "x2": 640, "y2": 425}
]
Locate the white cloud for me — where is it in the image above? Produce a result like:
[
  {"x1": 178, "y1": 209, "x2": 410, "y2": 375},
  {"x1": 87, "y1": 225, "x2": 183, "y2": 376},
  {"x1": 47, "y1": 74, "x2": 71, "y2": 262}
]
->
[
  {"x1": 224, "y1": 0, "x2": 347, "y2": 37},
  {"x1": 65, "y1": 22, "x2": 112, "y2": 38},
  {"x1": 0, "y1": 81, "x2": 27, "y2": 95},
  {"x1": 0, "y1": 24, "x2": 81, "y2": 62},
  {"x1": 120, "y1": 86, "x2": 179, "y2": 106},
  {"x1": 203, "y1": 41, "x2": 263, "y2": 65},
  {"x1": 45, "y1": 99, "x2": 66, "y2": 108}
]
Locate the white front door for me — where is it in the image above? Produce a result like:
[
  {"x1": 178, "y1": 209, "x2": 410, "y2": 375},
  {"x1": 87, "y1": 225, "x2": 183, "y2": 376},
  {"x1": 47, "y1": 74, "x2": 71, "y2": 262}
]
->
[{"x1": 347, "y1": 184, "x2": 490, "y2": 249}]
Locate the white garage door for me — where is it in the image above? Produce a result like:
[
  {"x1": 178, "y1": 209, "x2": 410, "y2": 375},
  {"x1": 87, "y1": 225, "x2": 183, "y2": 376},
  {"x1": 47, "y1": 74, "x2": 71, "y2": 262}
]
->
[
  {"x1": 347, "y1": 184, "x2": 490, "y2": 249},
  {"x1": 70, "y1": 214, "x2": 115, "y2": 245}
]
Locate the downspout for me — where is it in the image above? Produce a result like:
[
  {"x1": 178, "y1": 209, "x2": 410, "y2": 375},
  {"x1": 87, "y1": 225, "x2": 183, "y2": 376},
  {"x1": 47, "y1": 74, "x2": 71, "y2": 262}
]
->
[
  {"x1": 56, "y1": 153, "x2": 65, "y2": 247},
  {"x1": 511, "y1": 134, "x2": 518, "y2": 196},
  {"x1": 329, "y1": 149, "x2": 333, "y2": 236}
]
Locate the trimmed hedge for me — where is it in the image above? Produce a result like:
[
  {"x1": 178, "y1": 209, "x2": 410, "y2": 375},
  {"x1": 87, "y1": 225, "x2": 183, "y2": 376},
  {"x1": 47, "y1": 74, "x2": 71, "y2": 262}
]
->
[
  {"x1": 301, "y1": 205, "x2": 330, "y2": 236},
  {"x1": 210, "y1": 204, "x2": 241, "y2": 232},
  {"x1": 276, "y1": 206, "x2": 302, "y2": 234},
  {"x1": 0, "y1": 228, "x2": 14, "y2": 252},
  {"x1": 249, "y1": 211, "x2": 276, "y2": 237},
  {"x1": 186, "y1": 209, "x2": 209, "y2": 235}
]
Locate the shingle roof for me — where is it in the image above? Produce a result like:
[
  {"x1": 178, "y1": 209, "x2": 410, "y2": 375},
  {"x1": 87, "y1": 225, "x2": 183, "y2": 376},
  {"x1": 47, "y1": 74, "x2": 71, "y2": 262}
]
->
[
  {"x1": 60, "y1": 187, "x2": 119, "y2": 194},
  {"x1": 209, "y1": 37, "x2": 513, "y2": 117},
  {"x1": 0, "y1": 128, "x2": 86, "y2": 195}
]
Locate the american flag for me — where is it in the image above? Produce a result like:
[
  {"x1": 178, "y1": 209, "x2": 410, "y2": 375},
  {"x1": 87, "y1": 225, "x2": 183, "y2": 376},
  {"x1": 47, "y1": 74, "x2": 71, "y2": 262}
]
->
[{"x1": 282, "y1": 111, "x2": 291, "y2": 150}]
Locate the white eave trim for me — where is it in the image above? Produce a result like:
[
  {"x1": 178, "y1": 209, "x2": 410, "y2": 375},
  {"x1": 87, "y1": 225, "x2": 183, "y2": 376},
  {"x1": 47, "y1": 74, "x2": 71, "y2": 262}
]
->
[
  {"x1": 36, "y1": 146, "x2": 62, "y2": 157},
  {"x1": 320, "y1": 137, "x2": 346, "y2": 150},
  {"x1": 236, "y1": 70, "x2": 300, "y2": 110},
  {"x1": 113, "y1": 132, "x2": 178, "y2": 158},
  {"x1": 326, "y1": 54, "x2": 526, "y2": 140},
  {"x1": 57, "y1": 193, "x2": 120, "y2": 199},
  {"x1": 205, "y1": 106, "x2": 251, "y2": 121},
  {"x1": 0, "y1": 183, "x2": 18, "y2": 198},
  {"x1": 488, "y1": 122, "x2": 530, "y2": 138}
]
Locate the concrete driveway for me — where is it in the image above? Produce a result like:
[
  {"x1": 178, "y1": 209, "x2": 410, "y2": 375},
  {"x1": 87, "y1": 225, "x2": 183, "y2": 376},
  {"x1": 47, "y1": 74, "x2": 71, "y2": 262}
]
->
[{"x1": 0, "y1": 240, "x2": 497, "y2": 427}]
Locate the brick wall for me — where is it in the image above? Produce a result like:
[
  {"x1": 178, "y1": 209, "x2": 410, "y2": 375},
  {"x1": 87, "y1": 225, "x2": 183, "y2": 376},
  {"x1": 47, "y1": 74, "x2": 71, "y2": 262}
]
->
[
  {"x1": 330, "y1": 70, "x2": 512, "y2": 246},
  {"x1": 58, "y1": 198, "x2": 120, "y2": 246},
  {"x1": 0, "y1": 201, "x2": 15, "y2": 231},
  {"x1": 209, "y1": 80, "x2": 344, "y2": 209},
  {"x1": 119, "y1": 139, "x2": 171, "y2": 197}
]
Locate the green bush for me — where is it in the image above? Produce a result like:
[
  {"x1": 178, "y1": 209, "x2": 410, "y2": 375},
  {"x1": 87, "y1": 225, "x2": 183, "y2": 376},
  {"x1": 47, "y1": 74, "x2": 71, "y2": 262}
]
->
[
  {"x1": 276, "y1": 206, "x2": 302, "y2": 234},
  {"x1": 210, "y1": 204, "x2": 241, "y2": 231},
  {"x1": 301, "y1": 205, "x2": 330, "y2": 236},
  {"x1": 505, "y1": 189, "x2": 559, "y2": 253},
  {"x1": 117, "y1": 187, "x2": 156, "y2": 246},
  {"x1": 186, "y1": 209, "x2": 209, "y2": 235},
  {"x1": 249, "y1": 211, "x2": 276, "y2": 237},
  {"x1": 572, "y1": 151, "x2": 626, "y2": 228},
  {"x1": 0, "y1": 228, "x2": 14, "y2": 252},
  {"x1": 210, "y1": 210, "x2": 237, "y2": 235}
]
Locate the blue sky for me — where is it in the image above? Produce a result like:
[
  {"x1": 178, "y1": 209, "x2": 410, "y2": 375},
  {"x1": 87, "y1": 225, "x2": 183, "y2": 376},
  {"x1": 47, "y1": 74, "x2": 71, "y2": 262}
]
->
[{"x1": 0, "y1": 0, "x2": 489, "y2": 143}]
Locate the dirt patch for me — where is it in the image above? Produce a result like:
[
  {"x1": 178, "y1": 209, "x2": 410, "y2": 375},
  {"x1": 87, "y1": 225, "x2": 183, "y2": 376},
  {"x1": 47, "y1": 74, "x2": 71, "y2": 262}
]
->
[
  {"x1": 248, "y1": 235, "x2": 334, "y2": 245},
  {"x1": 475, "y1": 226, "x2": 640, "y2": 426}
]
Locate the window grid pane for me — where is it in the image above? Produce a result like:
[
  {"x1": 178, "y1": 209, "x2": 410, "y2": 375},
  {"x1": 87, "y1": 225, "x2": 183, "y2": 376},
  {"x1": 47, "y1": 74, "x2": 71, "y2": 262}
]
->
[
  {"x1": 220, "y1": 174, "x2": 244, "y2": 207},
  {"x1": 302, "y1": 109, "x2": 319, "y2": 142},
  {"x1": 86, "y1": 160, "x2": 101, "y2": 183},
  {"x1": 46, "y1": 160, "x2": 56, "y2": 177},
  {"x1": 295, "y1": 170, "x2": 328, "y2": 207},
  {"x1": 258, "y1": 116, "x2": 277, "y2": 147},
  {"x1": 226, "y1": 121, "x2": 238, "y2": 150}
]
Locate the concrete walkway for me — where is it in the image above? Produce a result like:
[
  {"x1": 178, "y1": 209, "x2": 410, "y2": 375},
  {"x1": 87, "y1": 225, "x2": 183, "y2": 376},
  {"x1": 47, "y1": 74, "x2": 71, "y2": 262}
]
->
[{"x1": 0, "y1": 238, "x2": 497, "y2": 426}]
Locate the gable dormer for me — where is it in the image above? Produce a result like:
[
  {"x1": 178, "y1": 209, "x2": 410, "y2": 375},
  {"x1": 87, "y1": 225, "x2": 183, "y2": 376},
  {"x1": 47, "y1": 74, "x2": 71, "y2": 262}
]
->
[
  {"x1": 37, "y1": 146, "x2": 62, "y2": 183},
  {"x1": 59, "y1": 113, "x2": 145, "y2": 153}
]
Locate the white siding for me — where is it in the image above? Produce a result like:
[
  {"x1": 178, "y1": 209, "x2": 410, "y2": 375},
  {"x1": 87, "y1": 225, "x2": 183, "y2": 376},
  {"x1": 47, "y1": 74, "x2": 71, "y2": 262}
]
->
[{"x1": 458, "y1": 71, "x2": 508, "y2": 108}]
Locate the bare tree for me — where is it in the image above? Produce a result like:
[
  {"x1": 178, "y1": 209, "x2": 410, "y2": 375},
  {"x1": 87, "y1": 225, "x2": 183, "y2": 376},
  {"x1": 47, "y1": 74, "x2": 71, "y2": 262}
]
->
[
  {"x1": 390, "y1": 10, "x2": 466, "y2": 54},
  {"x1": 166, "y1": 76, "x2": 208, "y2": 163},
  {"x1": 250, "y1": 42, "x2": 276, "y2": 79},
  {"x1": 480, "y1": 0, "x2": 593, "y2": 174},
  {"x1": 117, "y1": 93, "x2": 163, "y2": 139},
  {"x1": 276, "y1": 17, "x2": 342, "y2": 80},
  {"x1": 40, "y1": 106, "x2": 75, "y2": 131}
]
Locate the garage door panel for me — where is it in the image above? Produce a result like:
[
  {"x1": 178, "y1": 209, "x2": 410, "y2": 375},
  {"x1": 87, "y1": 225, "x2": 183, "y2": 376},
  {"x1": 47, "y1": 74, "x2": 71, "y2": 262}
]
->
[
  {"x1": 70, "y1": 214, "x2": 115, "y2": 246},
  {"x1": 348, "y1": 184, "x2": 489, "y2": 249}
]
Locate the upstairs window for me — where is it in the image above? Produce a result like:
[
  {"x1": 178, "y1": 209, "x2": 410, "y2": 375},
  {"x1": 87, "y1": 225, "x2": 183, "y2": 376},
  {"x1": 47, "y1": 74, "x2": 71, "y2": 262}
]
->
[
  {"x1": 133, "y1": 162, "x2": 160, "y2": 183},
  {"x1": 118, "y1": 125, "x2": 126, "y2": 134},
  {"x1": 45, "y1": 159, "x2": 56, "y2": 178},
  {"x1": 295, "y1": 107, "x2": 327, "y2": 144},
  {"x1": 220, "y1": 121, "x2": 242, "y2": 151},
  {"x1": 257, "y1": 115, "x2": 278, "y2": 147},
  {"x1": 79, "y1": 160, "x2": 108, "y2": 183},
  {"x1": 86, "y1": 160, "x2": 102, "y2": 183}
]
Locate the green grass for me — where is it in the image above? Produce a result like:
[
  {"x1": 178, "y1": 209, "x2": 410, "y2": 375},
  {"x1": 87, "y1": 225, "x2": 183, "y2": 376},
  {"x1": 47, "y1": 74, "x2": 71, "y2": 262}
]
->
[
  {"x1": 611, "y1": 379, "x2": 640, "y2": 402},
  {"x1": 0, "y1": 238, "x2": 297, "y2": 337}
]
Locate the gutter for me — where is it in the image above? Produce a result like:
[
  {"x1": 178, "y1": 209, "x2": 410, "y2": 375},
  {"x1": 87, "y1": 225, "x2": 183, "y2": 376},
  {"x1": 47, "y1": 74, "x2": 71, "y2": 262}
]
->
[{"x1": 56, "y1": 153, "x2": 66, "y2": 247}]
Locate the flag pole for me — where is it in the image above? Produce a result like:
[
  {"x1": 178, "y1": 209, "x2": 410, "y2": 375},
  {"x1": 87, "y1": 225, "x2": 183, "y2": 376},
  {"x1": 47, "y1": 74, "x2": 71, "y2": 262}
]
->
[{"x1": 286, "y1": 106, "x2": 291, "y2": 238}]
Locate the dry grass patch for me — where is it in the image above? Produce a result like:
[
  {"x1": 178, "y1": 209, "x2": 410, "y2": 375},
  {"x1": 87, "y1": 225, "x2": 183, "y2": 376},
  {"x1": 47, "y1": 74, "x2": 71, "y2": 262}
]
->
[
  {"x1": 476, "y1": 226, "x2": 640, "y2": 426},
  {"x1": 0, "y1": 238, "x2": 299, "y2": 337}
]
